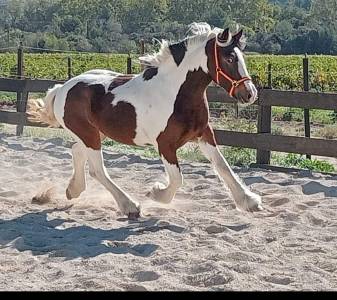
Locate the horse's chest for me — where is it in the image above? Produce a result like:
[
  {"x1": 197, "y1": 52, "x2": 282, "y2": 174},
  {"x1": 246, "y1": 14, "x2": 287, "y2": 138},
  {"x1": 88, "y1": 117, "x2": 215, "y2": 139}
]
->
[
  {"x1": 176, "y1": 105, "x2": 209, "y2": 128},
  {"x1": 129, "y1": 92, "x2": 208, "y2": 146},
  {"x1": 132, "y1": 97, "x2": 177, "y2": 145},
  {"x1": 173, "y1": 95, "x2": 209, "y2": 129}
]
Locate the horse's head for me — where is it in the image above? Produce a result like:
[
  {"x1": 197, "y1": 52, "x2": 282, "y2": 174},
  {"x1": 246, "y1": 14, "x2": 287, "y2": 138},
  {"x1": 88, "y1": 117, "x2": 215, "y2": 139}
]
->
[{"x1": 206, "y1": 28, "x2": 257, "y2": 105}]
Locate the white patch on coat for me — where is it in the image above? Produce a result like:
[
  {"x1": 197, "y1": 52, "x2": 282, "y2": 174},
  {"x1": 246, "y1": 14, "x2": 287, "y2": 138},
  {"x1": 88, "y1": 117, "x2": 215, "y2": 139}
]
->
[
  {"x1": 150, "y1": 156, "x2": 183, "y2": 204},
  {"x1": 161, "y1": 156, "x2": 183, "y2": 189},
  {"x1": 234, "y1": 47, "x2": 257, "y2": 103}
]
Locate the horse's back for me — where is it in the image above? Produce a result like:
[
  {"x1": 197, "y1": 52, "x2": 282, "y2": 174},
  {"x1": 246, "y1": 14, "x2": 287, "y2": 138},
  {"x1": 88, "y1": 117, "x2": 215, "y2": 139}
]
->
[
  {"x1": 83, "y1": 69, "x2": 122, "y2": 77},
  {"x1": 53, "y1": 69, "x2": 139, "y2": 147}
]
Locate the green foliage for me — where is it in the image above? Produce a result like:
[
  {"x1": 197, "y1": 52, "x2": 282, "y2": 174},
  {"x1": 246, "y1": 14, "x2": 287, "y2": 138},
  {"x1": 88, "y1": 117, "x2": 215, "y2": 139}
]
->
[
  {"x1": 1, "y1": 52, "x2": 336, "y2": 93},
  {"x1": 0, "y1": 0, "x2": 337, "y2": 54},
  {"x1": 277, "y1": 153, "x2": 336, "y2": 173},
  {"x1": 0, "y1": 92, "x2": 16, "y2": 102},
  {"x1": 247, "y1": 55, "x2": 337, "y2": 91},
  {"x1": 0, "y1": 53, "x2": 141, "y2": 79},
  {"x1": 222, "y1": 147, "x2": 256, "y2": 167}
]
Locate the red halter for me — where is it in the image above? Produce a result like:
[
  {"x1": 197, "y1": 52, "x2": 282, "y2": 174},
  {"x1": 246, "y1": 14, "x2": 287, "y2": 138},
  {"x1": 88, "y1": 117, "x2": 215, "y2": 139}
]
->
[{"x1": 214, "y1": 41, "x2": 251, "y2": 97}]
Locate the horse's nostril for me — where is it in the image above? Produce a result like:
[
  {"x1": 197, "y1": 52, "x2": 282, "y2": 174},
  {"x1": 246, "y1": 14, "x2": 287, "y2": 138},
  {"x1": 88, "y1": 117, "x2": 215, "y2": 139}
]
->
[{"x1": 248, "y1": 94, "x2": 252, "y2": 99}]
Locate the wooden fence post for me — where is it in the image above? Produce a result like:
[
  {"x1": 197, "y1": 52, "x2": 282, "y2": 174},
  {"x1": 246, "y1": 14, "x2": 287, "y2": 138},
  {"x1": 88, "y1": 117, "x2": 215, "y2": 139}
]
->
[
  {"x1": 16, "y1": 42, "x2": 27, "y2": 136},
  {"x1": 268, "y1": 63, "x2": 272, "y2": 89},
  {"x1": 256, "y1": 104, "x2": 272, "y2": 165},
  {"x1": 127, "y1": 54, "x2": 132, "y2": 74},
  {"x1": 303, "y1": 55, "x2": 311, "y2": 159},
  {"x1": 17, "y1": 42, "x2": 23, "y2": 80},
  {"x1": 67, "y1": 56, "x2": 72, "y2": 80},
  {"x1": 256, "y1": 63, "x2": 273, "y2": 165},
  {"x1": 234, "y1": 103, "x2": 239, "y2": 118},
  {"x1": 140, "y1": 39, "x2": 145, "y2": 71}
]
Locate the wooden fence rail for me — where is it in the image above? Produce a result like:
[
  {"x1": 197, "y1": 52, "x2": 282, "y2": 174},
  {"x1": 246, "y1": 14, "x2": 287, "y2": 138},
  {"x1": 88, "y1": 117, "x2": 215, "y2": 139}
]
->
[
  {"x1": 2, "y1": 78, "x2": 337, "y2": 168},
  {"x1": 0, "y1": 78, "x2": 64, "y2": 135}
]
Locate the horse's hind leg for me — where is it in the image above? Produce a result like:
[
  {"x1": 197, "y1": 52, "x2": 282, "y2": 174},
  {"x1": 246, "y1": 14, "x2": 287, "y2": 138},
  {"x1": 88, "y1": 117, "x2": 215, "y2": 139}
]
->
[
  {"x1": 86, "y1": 148, "x2": 140, "y2": 218},
  {"x1": 198, "y1": 124, "x2": 262, "y2": 212},
  {"x1": 66, "y1": 142, "x2": 87, "y2": 200}
]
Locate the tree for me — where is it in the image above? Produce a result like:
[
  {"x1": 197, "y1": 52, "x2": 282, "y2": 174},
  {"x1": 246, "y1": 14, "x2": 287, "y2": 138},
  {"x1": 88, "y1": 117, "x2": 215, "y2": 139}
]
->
[
  {"x1": 0, "y1": 0, "x2": 336, "y2": 54},
  {"x1": 310, "y1": 0, "x2": 337, "y2": 31}
]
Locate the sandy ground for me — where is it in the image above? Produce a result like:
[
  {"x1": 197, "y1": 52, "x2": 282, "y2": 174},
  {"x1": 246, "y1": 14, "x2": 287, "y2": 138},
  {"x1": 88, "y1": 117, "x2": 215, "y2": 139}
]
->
[{"x1": 0, "y1": 132, "x2": 337, "y2": 291}]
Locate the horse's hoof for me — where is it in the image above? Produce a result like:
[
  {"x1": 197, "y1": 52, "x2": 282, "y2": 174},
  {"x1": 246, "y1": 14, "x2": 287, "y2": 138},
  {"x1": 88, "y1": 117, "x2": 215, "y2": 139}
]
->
[
  {"x1": 66, "y1": 188, "x2": 73, "y2": 200},
  {"x1": 235, "y1": 191, "x2": 263, "y2": 213},
  {"x1": 66, "y1": 187, "x2": 84, "y2": 200},
  {"x1": 248, "y1": 203, "x2": 264, "y2": 212},
  {"x1": 147, "y1": 182, "x2": 172, "y2": 204},
  {"x1": 246, "y1": 193, "x2": 263, "y2": 212},
  {"x1": 255, "y1": 203, "x2": 264, "y2": 212},
  {"x1": 128, "y1": 211, "x2": 140, "y2": 220}
]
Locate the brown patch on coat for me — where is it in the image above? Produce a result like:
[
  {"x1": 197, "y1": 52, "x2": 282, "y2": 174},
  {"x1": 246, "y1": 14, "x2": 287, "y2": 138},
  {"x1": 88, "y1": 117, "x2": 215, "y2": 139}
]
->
[
  {"x1": 63, "y1": 77, "x2": 137, "y2": 149},
  {"x1": 143, "y1": 67, "x2": 158, "y2": 81},
  {"x1": 200, "y1": 124, "x2": 217, "y2": 147},
  {"x1": 108, "y1": 75, "x2": 135, "y2": 91},
  {"x1": 93, "y1": 95, "x2": 137, "y2": 145},
  {"x1": 64, "y1": 82, "x2": 102, "y2": 150},
  {"x1": 156, "y1": 68, "x2": 212, "y2": 164}
]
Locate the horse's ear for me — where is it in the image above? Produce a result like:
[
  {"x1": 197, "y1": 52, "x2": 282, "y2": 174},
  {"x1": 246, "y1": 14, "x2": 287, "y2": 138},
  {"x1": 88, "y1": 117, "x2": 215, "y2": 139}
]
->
[
  {"x1": 216, "y1": 28, "x2": 232, "y2": 47},
  {"x1": 233, "y1": 29, "x2": 243, "y2": 43}
]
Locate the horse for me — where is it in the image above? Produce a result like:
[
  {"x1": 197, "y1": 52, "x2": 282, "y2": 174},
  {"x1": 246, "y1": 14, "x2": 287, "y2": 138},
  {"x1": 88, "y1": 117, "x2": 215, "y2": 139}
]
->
[{"x1": 28, "y1": 22, "x2": 262, "y2": 219}]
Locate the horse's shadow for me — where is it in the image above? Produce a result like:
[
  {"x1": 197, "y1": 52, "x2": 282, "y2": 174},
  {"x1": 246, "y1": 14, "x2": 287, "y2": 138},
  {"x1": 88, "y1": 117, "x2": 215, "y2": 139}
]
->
[{"x1": 0, "y1": 208, "x2": 185, "y2": 260}]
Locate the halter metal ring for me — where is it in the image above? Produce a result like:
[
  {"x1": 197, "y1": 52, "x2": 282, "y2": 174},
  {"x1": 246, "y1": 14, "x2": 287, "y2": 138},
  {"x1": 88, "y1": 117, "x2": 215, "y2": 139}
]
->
[{"x1": 233, "y1": 81, "x2": 240, "y2": 87}]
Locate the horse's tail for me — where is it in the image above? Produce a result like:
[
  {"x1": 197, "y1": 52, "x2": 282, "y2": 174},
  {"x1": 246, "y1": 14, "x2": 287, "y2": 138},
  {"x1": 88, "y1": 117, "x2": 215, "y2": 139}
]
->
[{"x1": 27, "y1": 84, "x2": 63, "y2": 128}]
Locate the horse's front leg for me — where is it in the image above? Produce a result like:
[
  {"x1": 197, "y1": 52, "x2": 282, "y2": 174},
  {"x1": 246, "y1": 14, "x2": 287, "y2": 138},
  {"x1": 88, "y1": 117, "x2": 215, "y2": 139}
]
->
[
  {"x1": 148, "y1": 144, "x2": 183, "y2": 204},
  {"x1": 198, "y1": 125, "x2": 262, "y2": 212}
]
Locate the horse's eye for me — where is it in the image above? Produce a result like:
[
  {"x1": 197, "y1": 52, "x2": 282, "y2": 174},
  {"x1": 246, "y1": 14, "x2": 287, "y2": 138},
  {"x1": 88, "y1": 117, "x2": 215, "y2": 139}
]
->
[{"x1": 226, "y1": 56, "x2": 234, "y2": 63}]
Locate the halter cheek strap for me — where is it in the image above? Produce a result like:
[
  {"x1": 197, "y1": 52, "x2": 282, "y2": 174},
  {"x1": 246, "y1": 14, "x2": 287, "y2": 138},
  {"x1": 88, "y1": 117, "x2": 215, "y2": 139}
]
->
[{"x1": 214, "y1": 42, "x2": 251, "y2": 97}]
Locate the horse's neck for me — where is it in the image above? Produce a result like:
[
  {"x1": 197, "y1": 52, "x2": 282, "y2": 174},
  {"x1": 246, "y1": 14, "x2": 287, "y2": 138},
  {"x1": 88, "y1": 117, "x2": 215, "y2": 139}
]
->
[
  {"x1": 142, "y1": 44, "x2": 211, "y2": 99},
  {"x1": 177, "y1": 47, "x2": 212, "y2": 101},
  {"x1": 182, "y1": 68, "x2": 212, "y2": 99}
]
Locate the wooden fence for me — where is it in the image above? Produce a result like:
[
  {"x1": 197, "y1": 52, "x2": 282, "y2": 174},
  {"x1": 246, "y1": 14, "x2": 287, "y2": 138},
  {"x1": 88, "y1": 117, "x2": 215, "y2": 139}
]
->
[
  {"x1": 207, "y1": 86, "x2": 337, "y2": 164},
  {"x1": 0, "y1": 77, "x2": 64, "y2": 135},
  {"x1": 1, "y1": 78, "x2": 337, "y2": 167},
  {"x1": 2, "y1": 45, "x2": 337, "y2": 170}
]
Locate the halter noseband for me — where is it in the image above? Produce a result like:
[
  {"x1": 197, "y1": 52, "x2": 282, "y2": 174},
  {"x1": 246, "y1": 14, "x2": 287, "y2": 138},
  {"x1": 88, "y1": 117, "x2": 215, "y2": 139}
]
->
[{"x1": 214, "y1": 41, "x2": 251, "y2": 97}]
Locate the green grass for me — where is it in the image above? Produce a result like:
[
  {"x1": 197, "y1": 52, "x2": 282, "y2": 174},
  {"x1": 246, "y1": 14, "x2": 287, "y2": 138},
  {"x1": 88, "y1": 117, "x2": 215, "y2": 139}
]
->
[
  {"x1": 0, "y1": 92, "x2": 16, "y2": 102},
  {"x1": 272, "y1": 107, "x2": 335, "y2": 124},
  {"x1": 102, "y1": 139, "x2": 159, "y2": 159}
]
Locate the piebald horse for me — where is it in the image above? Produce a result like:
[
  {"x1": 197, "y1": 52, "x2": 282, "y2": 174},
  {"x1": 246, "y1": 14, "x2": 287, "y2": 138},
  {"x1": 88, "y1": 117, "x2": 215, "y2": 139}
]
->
[{"x1": 29, "y1": 23, "x2": 262, "y2": 219}]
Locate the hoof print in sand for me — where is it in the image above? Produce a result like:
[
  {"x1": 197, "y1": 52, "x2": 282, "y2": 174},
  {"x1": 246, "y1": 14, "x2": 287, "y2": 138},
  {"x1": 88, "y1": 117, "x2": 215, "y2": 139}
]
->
[
  {"x1": 185, "y1": 272, "x2": 233, "y2": 287},
  {"x1": 263, "y1": 275, "x2": 293, "y2": 286},
  {"x1": 132, "y1": 271, "x2": 160, "y2": 282},
  {"x1": 205, "y1": 225, "x2": 227, "y2": 234}
]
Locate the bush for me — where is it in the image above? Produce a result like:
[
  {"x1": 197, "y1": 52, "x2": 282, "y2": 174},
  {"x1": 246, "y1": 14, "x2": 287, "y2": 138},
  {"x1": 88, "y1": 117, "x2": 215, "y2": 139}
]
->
[{"x1": 278, "y1": 153, "x2": 335, "y2": 173}]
